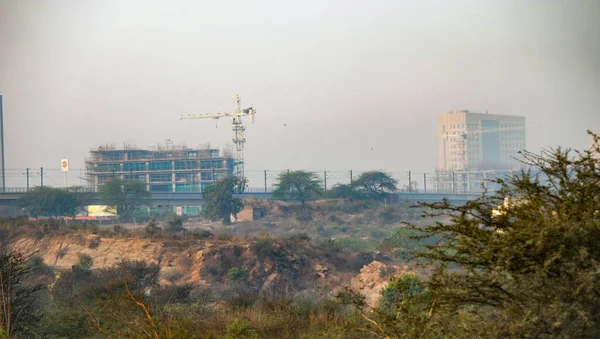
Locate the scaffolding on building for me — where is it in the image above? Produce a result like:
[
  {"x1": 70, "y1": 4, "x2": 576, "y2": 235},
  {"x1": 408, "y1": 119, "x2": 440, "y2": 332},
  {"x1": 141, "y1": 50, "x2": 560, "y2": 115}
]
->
[{"x1": 85, "y1": 141, "x2": 234, "y2": 193}]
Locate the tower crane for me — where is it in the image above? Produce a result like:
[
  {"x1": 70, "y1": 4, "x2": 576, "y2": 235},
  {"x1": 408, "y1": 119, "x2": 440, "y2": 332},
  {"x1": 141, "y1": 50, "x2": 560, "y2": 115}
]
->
[{"x1": 181, "y1": 94, "x2": 256, "y2": 178}]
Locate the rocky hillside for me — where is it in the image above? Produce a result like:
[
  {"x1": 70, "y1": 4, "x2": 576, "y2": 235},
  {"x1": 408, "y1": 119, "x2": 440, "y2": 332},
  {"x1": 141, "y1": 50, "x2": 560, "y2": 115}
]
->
[{"x1": 9, "y1": 231, "x2": 411, "y2": 306}]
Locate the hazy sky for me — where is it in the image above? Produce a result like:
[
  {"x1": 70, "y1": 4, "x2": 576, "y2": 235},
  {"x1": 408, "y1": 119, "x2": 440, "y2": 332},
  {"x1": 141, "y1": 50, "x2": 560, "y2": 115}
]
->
[{"x1": 1, "y1": 0, "x2": 599, "y2": 187}]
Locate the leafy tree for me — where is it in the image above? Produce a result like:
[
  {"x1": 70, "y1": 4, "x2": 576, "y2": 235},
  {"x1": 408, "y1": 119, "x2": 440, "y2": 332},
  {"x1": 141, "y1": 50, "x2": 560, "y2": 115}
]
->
[
  {"x1": 19, "y1": 186, "x2": 79, "y2": 218},
  {"x1": 100, "y1": 178, "x2": 151, "y2": 221},
  {"x1": 203, "y1": 176, "x2": 247, "y2": 225},
  {"x1": 409, "y1": 131, "x2": 600, "y2": 337},
  {"x1": 272, "y1": 170, "x2": 323, "y2": 205},
  {"x1": 352, "y1": 171, "x2": 398, "y2": 201},
  {"x1": 0, "y1": 252, "x2": 44, "y2": 337},
  {"x1": 372, "y1": 274, "x2": 436, "y2": 337}
]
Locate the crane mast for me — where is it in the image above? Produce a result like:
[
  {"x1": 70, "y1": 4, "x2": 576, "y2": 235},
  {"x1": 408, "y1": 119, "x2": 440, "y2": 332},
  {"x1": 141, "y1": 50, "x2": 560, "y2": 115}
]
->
[{"x1": 181, "y1": 94, "x2": 256, "y2": 178}]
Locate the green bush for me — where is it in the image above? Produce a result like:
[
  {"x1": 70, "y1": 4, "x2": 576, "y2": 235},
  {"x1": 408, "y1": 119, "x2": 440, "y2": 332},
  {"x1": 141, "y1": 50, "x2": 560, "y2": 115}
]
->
[
  {"x1": 317, "y1": 238, "x2": 341, "y2": 256},
  {"x1": 328, "y1": 224, "x2": 348, "y2": 234},
  {"x1": 251, "y1": 237, "x2": 279, "y2": 260},
  {"x1": 165, "y1": 216, "x2": 186, "y2": 233},
  {"x1": 77, "y1": 253, "x2": 94, "y2": 270},
  {"x1": 378, "y1": 206, "x2": 401, "y2": 224},
  {"x1": 28, "y1": 253, "x2": 54, "y2": 276},
  {"x1": 227, "y1": 267, "x2": 248, "y2": 283},
  {"x1": 163, "y1": 269, "x2": 184, "y2": 284},
  {"x1": 296, "y1": 214, "x2": 313, "y2": 223},
  {"x1": 226, "y1": 318, "x2": 257, "y2": 339},
  {"x1": 370, "y1": 229, "x2": 391, "y2": 239},
  {"x1": 328, "y1": 200, "x2": 378, "y2": 214},
  {"x1": 334, "y1": 237, "x2": 376, "y2": 252},
  {"x1": 225, "y1": 288, "x2": 258, "y2": 308},
  {"x1": 216, "y1": 232, "x2": 234, "y2": 241},
  {"x1": 191, "y1": 229, "x2": 212, "y2": 239},
  {"x1": 379, "y1": 273, "x2": 428, "y2": 314}
]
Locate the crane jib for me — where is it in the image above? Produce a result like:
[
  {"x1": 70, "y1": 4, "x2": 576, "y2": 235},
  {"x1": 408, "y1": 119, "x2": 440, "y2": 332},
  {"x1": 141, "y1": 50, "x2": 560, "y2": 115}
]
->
[{"x1": 180, "y1": 94, "x2": 256, "y2": 179}]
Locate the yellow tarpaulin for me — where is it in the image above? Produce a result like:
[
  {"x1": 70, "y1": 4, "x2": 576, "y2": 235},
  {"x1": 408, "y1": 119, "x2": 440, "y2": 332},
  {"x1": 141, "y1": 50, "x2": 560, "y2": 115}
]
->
[{"x1": 87, "y1": 205, "x2": 117, "y2": 217}]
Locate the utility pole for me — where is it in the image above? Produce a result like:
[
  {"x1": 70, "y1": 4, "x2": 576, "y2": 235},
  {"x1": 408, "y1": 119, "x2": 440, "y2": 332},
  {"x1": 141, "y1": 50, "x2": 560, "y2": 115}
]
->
[
  {"x1": 408, "y1": 171, "x2": 412, "y2": 193},
  {"x1": 40, "y1": 167, "x2": 44, "y2": 187},
  {"x1": 324, "y1": 171, "x2": 327, "y2": 192},
  {"x1": 264, "y1": 170, "x2": 267, "y2": 192},
  {"x1": 26, "y1": 168, "x2": 30, "y2": 191},
  {"x1": 452, "y1": 172, "x2": 456, "y2": 193},
  {"x1": 349, "y1": 170, "x2": 353, "y2": 184},
  {"x1": 423, "y1": 173, "x2": 427, "y2": 193}
]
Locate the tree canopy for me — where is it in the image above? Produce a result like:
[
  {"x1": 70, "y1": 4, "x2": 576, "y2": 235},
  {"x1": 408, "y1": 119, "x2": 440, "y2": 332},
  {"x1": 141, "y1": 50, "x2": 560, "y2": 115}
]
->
[
  {"x1": 272, "y1": 170, "x2": 323, "y2": 205},
  {"x1": 203, "y1": 175, "x2": 247, "y2": 225},
  {"x1": 100, "y1": 178, "x2": 151, "y2": 220},
  {"x1": 352, "y1": 171, "x2": 397, "y2": 201},
  {"x1": 19, "y1": 186, "x2": 79, "y2": 218},
  {"x1": 405, "y1": 131, "x2": 600, "y2": 337}
]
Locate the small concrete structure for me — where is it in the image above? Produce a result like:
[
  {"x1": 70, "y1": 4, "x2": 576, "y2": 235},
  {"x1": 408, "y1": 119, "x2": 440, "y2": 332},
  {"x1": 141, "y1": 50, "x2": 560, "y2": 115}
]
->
[{"x1": 236, "y1": 206, "x2": 266, "y2": 221}]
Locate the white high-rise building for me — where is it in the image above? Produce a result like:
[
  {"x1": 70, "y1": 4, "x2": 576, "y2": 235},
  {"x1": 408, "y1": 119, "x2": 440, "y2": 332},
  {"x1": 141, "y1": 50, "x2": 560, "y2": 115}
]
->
[{"x1": 437, "y1": 110, "x2": 526, "y2": 171}]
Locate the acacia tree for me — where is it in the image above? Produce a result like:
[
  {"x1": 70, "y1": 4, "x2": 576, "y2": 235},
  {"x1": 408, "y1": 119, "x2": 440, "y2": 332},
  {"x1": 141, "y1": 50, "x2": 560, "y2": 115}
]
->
[
  {"x1": 407, "y1": 131, "x2": 600, "y2": 338},
  {"x1": 145, "y1": 218, "x2": 161, "y2": 242},
  {"x1": 272, "y1": 170, "x2": 323, "y2": 205},
  {"x1": 352, "y1": 171, "x2": 397, "y2": 201},
  {"x1": 101, "y1": 178, "x2": 151, "y2": 221},
  {"x1": 19, "y1": 186, "x2": 79, "y2": 218},
  {"x1": 203, "y1": 176, "x2": 247, "y2": 225}
]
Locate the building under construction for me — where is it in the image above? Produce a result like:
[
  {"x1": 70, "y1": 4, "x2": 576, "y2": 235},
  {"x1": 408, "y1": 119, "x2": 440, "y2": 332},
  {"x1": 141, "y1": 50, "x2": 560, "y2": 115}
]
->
[{"x1": 85, "y1": 141, "x2": 234, "y2": 193}]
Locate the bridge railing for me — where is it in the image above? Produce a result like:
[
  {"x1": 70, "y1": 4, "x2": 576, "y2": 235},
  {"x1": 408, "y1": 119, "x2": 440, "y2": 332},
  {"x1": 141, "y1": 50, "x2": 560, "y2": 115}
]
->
[
  {"x1": 2, "y1": 187, "x2": 29, "y2": 193},
  {"x1": 1, "y1": 187, "x2": 98, "y2": 193},
  {"x1": 0, "y1": 186, "x2": 492, "y2": 196},
  {"x1": 245, "y1": 187, "x2": 273, "y2": 193}
]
